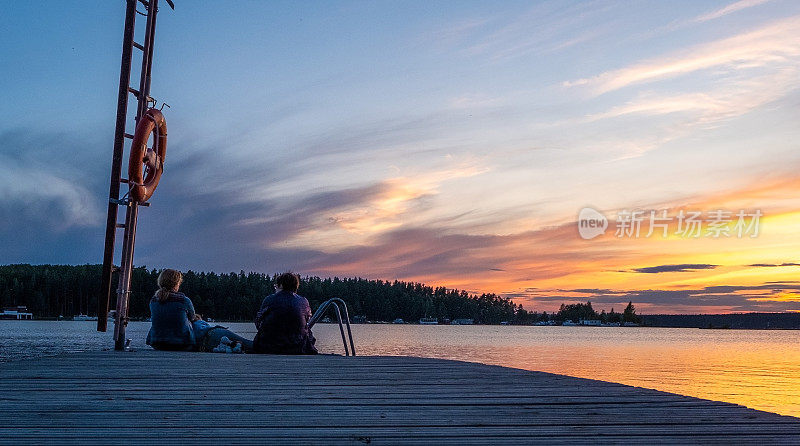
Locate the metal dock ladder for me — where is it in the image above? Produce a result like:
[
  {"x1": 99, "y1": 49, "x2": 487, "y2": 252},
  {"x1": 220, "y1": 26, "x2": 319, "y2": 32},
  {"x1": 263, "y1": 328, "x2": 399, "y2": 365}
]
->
[{"x1": 308, "y1": 298, "x2": 356, "y2": 356}]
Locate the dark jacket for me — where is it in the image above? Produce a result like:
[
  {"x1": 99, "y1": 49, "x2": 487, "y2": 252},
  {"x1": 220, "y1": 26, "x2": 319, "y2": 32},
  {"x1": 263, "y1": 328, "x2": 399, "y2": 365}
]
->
[
  {"x1": 253, "y1": 290, "x2": 317, "y2": 354},
  {"x1": 146, "y1": 291, "x2": 196, "y2": 349}
]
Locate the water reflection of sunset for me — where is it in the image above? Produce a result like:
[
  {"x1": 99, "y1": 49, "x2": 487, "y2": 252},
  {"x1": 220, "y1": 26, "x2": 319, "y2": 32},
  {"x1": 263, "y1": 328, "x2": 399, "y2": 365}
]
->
[{"x1": 336, "y1": 325, "x2": 800, "y2": 417}]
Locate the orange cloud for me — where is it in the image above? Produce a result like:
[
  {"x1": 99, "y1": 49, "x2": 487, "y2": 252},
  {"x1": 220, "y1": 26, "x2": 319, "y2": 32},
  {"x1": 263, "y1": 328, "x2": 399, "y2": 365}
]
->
[{"x1": 299, "y1": 172, "x2": 800, "y2": 313}]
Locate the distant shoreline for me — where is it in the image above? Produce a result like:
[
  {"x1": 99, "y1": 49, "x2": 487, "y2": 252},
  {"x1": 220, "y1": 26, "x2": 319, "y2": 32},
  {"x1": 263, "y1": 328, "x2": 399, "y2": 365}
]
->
[{"x1": 7, "y1": 317, "x2": 798, "y2": 330}]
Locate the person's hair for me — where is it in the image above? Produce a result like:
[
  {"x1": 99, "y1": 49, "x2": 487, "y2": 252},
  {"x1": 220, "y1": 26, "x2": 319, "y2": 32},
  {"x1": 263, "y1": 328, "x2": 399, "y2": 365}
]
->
[
  {"x1": 156, "y1": 269, "x2": 183, "y2": 302},
  {"x1": 275, "y1": 272, "x2": 300, "y2": 293}
]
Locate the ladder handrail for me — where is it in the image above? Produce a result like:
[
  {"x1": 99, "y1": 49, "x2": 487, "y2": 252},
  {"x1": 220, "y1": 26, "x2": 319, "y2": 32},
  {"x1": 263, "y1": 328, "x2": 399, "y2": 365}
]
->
[{"x1": 308, "y1": 298, "x2": 356, "y2": 356}]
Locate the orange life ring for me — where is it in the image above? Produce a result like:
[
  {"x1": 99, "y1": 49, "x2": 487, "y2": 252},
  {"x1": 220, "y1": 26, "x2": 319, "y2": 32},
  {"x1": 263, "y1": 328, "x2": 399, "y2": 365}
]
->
[{"x1": 128, "y1": 108, "x2": 167, "y2": 203}]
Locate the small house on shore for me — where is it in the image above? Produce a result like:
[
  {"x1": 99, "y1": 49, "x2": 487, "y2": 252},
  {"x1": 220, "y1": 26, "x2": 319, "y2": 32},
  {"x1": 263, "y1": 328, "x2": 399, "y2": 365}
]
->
[{"x1": 0, "y1": 306, "x2": 34, "y2": 320}]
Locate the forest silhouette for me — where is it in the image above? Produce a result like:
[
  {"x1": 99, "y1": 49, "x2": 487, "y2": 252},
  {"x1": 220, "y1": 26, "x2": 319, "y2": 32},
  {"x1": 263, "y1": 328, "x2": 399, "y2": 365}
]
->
[{"x1": 0, "y1": 264, "x2": 522, "y2": 323}]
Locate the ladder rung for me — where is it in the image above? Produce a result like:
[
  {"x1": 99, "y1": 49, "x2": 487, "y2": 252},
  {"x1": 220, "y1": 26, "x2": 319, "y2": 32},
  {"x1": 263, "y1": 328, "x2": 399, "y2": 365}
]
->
[
  {"x1": 128, "y1": 87, "x2": 140, "y2": 97},
  {"x1": 124, "y1": 133, "x2": 134, "y2": 139},
  {"x1": 120, "y1": 178, "x2": 130, "y2": 183},
  {"x1": 132, "y1": 41, "x2": 144, "y2": 51},
  {"x1": 115, "y1": 224, "x2": 126, "y2": 229}
]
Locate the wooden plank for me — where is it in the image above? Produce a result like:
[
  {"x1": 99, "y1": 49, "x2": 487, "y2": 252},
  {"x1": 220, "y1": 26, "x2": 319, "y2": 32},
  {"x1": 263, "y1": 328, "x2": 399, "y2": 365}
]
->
[
  {"x1": 0, "y1": 351, "x2": 797, "y2": 444},
  {"x1": 5, "y1": 413, "x2": 786, "y2": 426},
  {"x1": 3, "y1": 416, "x2": 799, "y2": 429},
  {"x1": 2, "y1": 426, "x2": 800, "y2": 439}
]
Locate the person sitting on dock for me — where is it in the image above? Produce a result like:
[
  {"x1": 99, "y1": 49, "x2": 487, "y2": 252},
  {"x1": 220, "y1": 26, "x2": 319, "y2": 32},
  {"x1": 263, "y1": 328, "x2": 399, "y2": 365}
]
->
[
  {"x1": 192, "y1": 315, "x2": 253, "y2": 353},
  {"x1": 146, "y1": 269, "x2": 196, "y2": 351},
  {"x1": 253, "y1": 272, "x2": 318, "y2": 354},
  {"x1": 146, "y1": 268, "x2": 253, "y2": 352}
]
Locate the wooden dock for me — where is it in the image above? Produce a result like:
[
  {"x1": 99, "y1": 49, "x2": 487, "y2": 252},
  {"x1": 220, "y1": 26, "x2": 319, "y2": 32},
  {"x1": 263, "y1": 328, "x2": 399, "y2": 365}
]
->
[{"x1": 1, "y1": 351, "x2": 798, "y2": 444}]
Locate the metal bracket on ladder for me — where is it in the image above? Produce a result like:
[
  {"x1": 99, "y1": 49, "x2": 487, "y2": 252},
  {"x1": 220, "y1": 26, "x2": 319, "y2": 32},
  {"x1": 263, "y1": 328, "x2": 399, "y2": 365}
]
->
[{"x1": 109, "y1": 197, "x2": 151, "y2": 207}]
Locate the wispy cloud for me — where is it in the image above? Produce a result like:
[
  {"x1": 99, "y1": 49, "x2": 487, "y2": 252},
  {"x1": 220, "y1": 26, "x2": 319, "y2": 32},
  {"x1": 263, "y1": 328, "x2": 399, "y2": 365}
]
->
[
  {"x1": 0, "y1": 130, "x2": 103, "y2": 228},
  {"x1": 277, "y1": 162, "x2": 490, "y2": 250},
  {"x1": 630, "y1": 264, "x2": 718, "y2": 274},
  {"x1": 628, "y1": 0, "x2": 778, "y2": 45},
  {"x1": 564, "y1": 15, "x2": 800, "y2": 94},
  {"x1": 693, "y1": 0, "x2": 774, "y2": 24},
  {"x1": 428, "y1": 2, "x2": 612, "y2": 61},
  {"x1": 448, "y1": 93, "x2": 506, "y2": 110},
  {"x1": 421, "y1": 17, "x2": 495, "y2": 51},
  {"x1": 0, "y1": 162, "x2": 100, "y2": 228},
  {"x1": 585, "y1": 67, "x2": 800, "y2": 128}
]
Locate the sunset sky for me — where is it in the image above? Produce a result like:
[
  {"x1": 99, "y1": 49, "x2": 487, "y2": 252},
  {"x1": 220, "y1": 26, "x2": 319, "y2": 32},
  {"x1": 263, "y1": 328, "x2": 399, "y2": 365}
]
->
[{"x1": 2, "y1": 0, "x2": 800, "y2": 313}]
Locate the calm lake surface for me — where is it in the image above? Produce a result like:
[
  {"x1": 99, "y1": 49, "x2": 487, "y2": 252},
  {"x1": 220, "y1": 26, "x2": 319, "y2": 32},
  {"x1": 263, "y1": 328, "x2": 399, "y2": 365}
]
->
[{"x1": 1, "y1": 321, "x2": 798, "y2": 417}]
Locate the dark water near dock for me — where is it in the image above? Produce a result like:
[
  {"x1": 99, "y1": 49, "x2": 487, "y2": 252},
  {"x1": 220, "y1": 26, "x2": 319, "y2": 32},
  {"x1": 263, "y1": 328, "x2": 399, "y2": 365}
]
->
[{"x1": 1, "y1": 321, "x2": 798, "y2": 417}]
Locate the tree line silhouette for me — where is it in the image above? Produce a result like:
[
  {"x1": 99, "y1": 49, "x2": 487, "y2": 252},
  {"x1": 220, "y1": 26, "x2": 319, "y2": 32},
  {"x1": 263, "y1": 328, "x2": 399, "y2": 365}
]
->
[
  {"x1": 552, "y1": 301, "x2": 641, "y2": 324},
  {"x1": 0, "y1": 264, "x2": 647, "y2": 324},
  {"x1": 0, "y1": 264, "x2": 526, "y2": 323}
]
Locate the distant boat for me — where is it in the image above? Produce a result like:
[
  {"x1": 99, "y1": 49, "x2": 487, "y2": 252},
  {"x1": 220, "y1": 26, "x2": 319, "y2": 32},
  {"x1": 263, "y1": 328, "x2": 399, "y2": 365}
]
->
[
  {"x1": 419, "y1": 317, "x2": 437, "y2": 325},
  {"x1": 393, "y1": 318, "x2": 405, "y2": 324},
  {"x1": 73, "y1": 314, "x2": 97, "y2": 321},
  {"x1": 579, "y1": 319, "x2": 602, "y2": 326},
  {"x1": 562, "y1": 320, "x2": 579, "y2": 326},
  {"x1": 451, "y1": 318, "x2": 474, "y2": 325}
]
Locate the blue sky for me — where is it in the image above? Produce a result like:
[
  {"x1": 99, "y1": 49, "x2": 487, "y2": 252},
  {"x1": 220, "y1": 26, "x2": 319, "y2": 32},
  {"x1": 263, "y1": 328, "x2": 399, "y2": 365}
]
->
[{"x1": 3, "y1": 1, "x2": 800, "y2": 312}]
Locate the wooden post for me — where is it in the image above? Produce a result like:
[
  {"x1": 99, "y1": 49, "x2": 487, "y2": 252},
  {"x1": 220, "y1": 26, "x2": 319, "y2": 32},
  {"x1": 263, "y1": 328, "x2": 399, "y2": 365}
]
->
[{"x1": 98, "y1": 0, "x2": 137, "y2": 333}]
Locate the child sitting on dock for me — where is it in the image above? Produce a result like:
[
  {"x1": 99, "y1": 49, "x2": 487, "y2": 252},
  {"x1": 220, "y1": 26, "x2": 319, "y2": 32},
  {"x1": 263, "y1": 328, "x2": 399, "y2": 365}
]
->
[
  {"x1": 146, "y1": 269, "x2": 253, "y2": 352},
  {"x1": 253, "y1": 272, "x2": 318, "y2": 354}
]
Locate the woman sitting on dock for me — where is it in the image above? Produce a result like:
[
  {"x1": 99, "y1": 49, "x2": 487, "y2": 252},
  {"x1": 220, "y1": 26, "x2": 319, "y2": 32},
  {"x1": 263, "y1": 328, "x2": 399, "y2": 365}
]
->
[
  {"x1": 146, "y1": 269, "x2": 253, "y2": 352},
  {"x1": 253, "y1": 272, "x2": 318, "y2": 354}
]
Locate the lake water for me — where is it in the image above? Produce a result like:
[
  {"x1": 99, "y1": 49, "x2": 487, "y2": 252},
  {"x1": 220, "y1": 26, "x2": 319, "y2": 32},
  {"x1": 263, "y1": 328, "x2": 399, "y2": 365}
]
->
[{"x1": 1, "y1": 321, "x2": 798, "y2": 418}]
